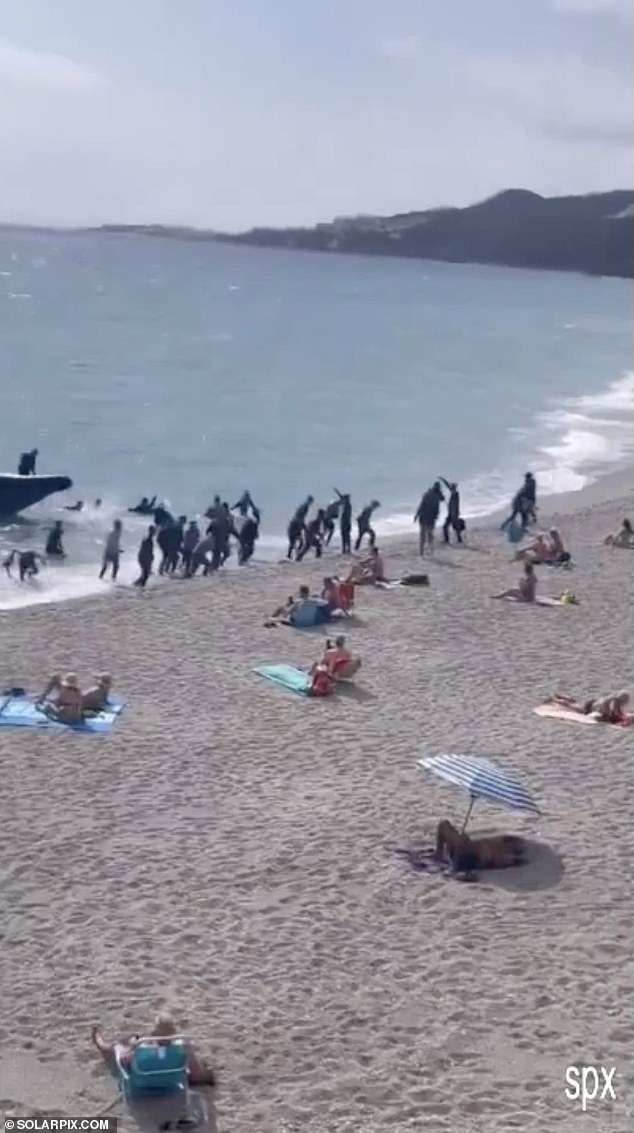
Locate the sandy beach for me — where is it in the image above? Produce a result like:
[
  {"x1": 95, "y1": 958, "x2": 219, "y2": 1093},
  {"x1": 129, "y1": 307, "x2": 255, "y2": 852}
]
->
[{"x1": 1, "y1": 473, "x2": 633, "y2": 1133}]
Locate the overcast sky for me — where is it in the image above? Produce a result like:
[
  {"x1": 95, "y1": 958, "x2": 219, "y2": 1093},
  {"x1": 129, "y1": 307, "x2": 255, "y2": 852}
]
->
[{"x1": 0, "y1": 0, "x2": 631, "y2": 229}]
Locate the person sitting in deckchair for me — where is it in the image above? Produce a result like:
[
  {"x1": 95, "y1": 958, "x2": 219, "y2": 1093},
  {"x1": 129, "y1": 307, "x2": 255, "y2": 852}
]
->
[
  {"x1": 91, "y1": 1012, "x2": 215, "y2": 1087},
  {"x1": 546, "y1": 690, "x2": 631, "y2": 725},
  {"x1": 604, "y1": 518, "x2": 634, "y2": 548},
  {"x1": 435, "y1": 820, "x2": 525, "y2": 873},
  {"x1": 322, "y1": 636, "x2": 361, "y2": 680},
  {"x1": 493, "y1": 561, "x2": 537, "y2": 603},
  {"x1": 346, "y1": 546, "x2": 385, "y2": 585},
  {"x1": 322, "y1": 576, "x2": 342, "y2": 611}
]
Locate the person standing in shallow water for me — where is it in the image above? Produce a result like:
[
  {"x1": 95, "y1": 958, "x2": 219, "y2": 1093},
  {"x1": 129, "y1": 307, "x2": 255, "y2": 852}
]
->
[
  {"x1": 99, "y1": 519, "x2": 122, "y2": 580},
  {"x1": 45, "y1": 520, "x2": 65, "y2": 558},
  {"x1": 287, "y1": 495, "x2": 313, "y2": 559},
  {"x1": 334, "y1": 490, "x2": 352, "y2": 554},
  {"x1": 134, "y1": 526, "x2": 155, "y2": 588},
  {"x1": 354, "y1": 500, "x2": 380, "y2": 552}
]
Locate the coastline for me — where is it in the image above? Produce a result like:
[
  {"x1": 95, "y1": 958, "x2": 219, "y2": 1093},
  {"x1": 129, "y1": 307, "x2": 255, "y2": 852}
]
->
[{"x1": 1, "y1": 459, "x2": 633, "y2": 1132}]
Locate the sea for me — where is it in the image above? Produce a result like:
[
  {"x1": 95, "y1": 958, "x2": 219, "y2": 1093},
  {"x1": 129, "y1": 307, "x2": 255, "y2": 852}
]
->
[{"x1": 0, "y1": 229, "x2": 632, "y2": 609}]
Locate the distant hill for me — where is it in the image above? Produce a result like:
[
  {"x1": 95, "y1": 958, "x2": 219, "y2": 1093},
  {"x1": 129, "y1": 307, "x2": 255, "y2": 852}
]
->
[
  {"x1": 213, "y1": 189, "x2": 634, "y2": 278},
  {"x1": 1, "y1": 190, "x2": 631, "y2": 277}
]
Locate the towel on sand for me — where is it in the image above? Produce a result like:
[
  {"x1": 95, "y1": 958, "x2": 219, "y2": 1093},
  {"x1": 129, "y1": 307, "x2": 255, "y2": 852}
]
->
[
  {"x1": 0, "y1": 694, "x2": 125, "y2": 732},
  {"x1": 493, "y1": 595, "x2": 564, "y2": 607},
  {"x1": 253, "y1": 664, "x2": 311, "y2": 695},
  {"x1": 534, "y1": 703, "x2": 631, "y2": 729}
]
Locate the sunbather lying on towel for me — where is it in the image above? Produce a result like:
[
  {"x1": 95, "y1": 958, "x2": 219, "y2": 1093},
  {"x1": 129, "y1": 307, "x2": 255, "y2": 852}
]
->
[
  {"x1": 38, "y1": 671, "x2": 113, "y2": 722},
  {"x1": 493, "y1": 561, "x2": 537, "y2": 603},
  {"x1": 346, "y1": 547, "x2": 386, "y2": 585},
  {"x1": 546, "y1": 690, "x2": 631, "y2": 725},
  {"x1": 316, "y1": 636, "x2": 361, "y2": 681},
  {"x1": 91, "y1": 1012, "x2": 215, "y2": 1087},
  {"x1": 435, "y1": 820, "x2": 525, "y2": 873},
  {"x1": 604, "y1": 518, "x2": 634, "y2": 548}
]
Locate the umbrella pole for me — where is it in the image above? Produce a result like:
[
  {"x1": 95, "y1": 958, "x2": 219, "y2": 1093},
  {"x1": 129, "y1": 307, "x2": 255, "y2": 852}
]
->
[{"x1": 461, "y1": 797, "x2": 475, "y2": 833}]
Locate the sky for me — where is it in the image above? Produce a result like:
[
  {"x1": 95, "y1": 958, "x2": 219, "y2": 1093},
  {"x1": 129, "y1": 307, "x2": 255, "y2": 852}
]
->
[{"x1": 0, "y1": 0, "x2": 631, "y2": 229}]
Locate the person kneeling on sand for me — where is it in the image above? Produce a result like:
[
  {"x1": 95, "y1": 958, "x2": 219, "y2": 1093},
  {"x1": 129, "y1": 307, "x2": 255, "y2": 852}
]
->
[
  {"x1": 493, "y1": 561, "x2": 537, "y2": 603},
  {"x1": 546, "y1": 690, "x2": 631, "y2": 725},
  {"x1": 38, "y1": 672, "x2": 112, "y2": 722},
  {"x1": 435, "y1": 820, "x2": 525, "y2": 874},
  {"x1": 91, "y1": 1012, "x2": 216, "y2": 1088},
  {"x1": 604, "y1": 518, "x2": 634, "y2": 548},
  {"x1": 346, "y1": 546, "x2": 386, "y2": 585}
]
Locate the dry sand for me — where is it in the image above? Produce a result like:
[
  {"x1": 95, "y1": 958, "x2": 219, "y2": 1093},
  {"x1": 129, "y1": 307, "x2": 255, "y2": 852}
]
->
[{"x1": 1, "y1": 475, "x2": 633, "y2": 1133}]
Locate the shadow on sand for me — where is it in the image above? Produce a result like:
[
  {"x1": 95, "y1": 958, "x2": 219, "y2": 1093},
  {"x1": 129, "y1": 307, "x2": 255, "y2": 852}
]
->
[{"x1": 482, "y1": 837, "x2": 565, "y2": 894}]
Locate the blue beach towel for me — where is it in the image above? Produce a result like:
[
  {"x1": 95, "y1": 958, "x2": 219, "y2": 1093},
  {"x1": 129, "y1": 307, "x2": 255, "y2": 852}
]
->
[
  {"x1": 289, "y1": 600, "x2": 331, "y2": 628},
  {"x1": 253, "y1": 664, "x2": 311, "y2": 695},
  {"x1": 0, "y1": 694, "x2": 125, "y2": 732}
]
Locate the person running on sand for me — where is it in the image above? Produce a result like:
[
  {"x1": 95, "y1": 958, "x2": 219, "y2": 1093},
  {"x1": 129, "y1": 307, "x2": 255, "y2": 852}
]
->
[
  {"x1": 604, "y1": 518, "x2": 634, "y2": 548},
  {"x1": 435, "y1": 820, "x2": 525, "y2": 874},
  {"x1": 346, "y1": 546, "x2": 385, "y2": 585},
  {"x1": 546, "y1": 690, "x2": 631, "y2": 725},
  {"x1": 493, "y1": 561, "x2": 537, "y2": 603},
  {"x1": 91, "y1": 1012, "x2": 216, "y2": 1088},
  {"x1": 354, "y1": 500, "x2": 380, "y2": 552}
]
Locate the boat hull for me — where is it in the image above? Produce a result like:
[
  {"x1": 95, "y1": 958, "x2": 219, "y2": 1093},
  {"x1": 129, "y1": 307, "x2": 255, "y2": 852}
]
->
[{"x1": 0, "y1": 474, "x2": 72, "y2": 516}]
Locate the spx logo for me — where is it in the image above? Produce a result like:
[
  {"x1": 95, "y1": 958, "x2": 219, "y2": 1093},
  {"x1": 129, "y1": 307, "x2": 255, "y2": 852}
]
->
[{"x1": 564, "y1": 1065, "x2": 617, "y2": 1112}]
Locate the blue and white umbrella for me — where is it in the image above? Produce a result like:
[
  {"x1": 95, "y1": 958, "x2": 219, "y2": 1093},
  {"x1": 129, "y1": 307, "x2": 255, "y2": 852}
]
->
[{"x1": 417, "y1": 753, "x2": 540, "y2": 830}]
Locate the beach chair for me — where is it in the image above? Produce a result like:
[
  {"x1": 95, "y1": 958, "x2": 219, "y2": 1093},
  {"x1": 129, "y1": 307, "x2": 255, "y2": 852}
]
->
[{"x1": 115, "y1": 1035, "x2": 189, "y2": 1100}]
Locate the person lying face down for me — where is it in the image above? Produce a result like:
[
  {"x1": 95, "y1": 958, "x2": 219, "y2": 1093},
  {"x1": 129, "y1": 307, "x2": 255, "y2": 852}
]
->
[
  {"x1": 91, "y1": 1012, "x2": 215, "y2": 1088},
  {"x1": 435, "y1": 820, "x2": 525, "y2": 874}
]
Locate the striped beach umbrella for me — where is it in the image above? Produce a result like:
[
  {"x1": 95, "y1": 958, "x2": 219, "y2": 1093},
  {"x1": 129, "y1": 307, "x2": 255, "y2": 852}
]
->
[{"x1": 417, "y1": 753, "x2": 540, "y2": 831}]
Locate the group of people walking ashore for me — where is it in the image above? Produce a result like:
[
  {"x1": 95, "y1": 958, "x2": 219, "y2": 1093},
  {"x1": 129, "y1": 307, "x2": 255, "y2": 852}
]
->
[{"x1": 3, "y1": 462, "x2": 546, "y2": 587}]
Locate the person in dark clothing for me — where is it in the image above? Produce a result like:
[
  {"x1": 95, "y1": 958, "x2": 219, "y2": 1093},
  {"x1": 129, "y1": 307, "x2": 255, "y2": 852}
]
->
[
  {"x1": 45, "y1": 521, "x2": 65, "y2": 558},
  {"x1": 205, "y1": 499, "x2": 231, "y2": 571},
  {"x1": 3, "y1": 549, "x2": 44, "y2": 581},
  {"x1": 181, "y1": 520, "x2": 200, "y2": 577},
  {"x1": 501, "y1": 475, "x2": 536, "y2": 533},
  {"x1": 322, "y1": 499, "x2": 341, "y2": 546},
  {"x1": 157, "y1": 523, "x2": 181, "y2": 575},
  {"x1": 128, "y1": 496, "x2": 157, "y2": 515},
  {"x1": 414, "y1": 481, "x2": 445, "y2": 556},
  {"x1": 354, "y1": 500, "x2": 380, "y2": 552},
  {"x1": 18, "y1": 448, "x2": 38, "y2": 476},
  {"x1": 134, "y1": 526, "x2": 155, "y2": 588},
  {"x1": 296, "y1": 509, "x2": 325, "y2": 561},
  {"x1": 153, "y1": 505, "x2": 174, "y2": 528},
  {"x1": 522, "y1": 472, "x2": 537, "y2": 524},
  {"x1": 287, "y1": 495, "x2": 314, "y2": 559},
  {"x1": 238, "y1": 515, "x2": 258, "y2": 564},
  {"x1": 440, "y1": 478, "x2": 463, "y2": 544},
  {"x1": 334, "y1": 489, "x2": 352, "y2": 554},
  {"x1": 232, "y1": 490, "x2": 261, "y2": 528}
]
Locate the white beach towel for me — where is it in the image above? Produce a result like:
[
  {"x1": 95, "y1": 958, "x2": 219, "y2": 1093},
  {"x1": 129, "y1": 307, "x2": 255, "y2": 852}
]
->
[{"x1": 533, "y1": 704, "x2": 631, "y2": 730}]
